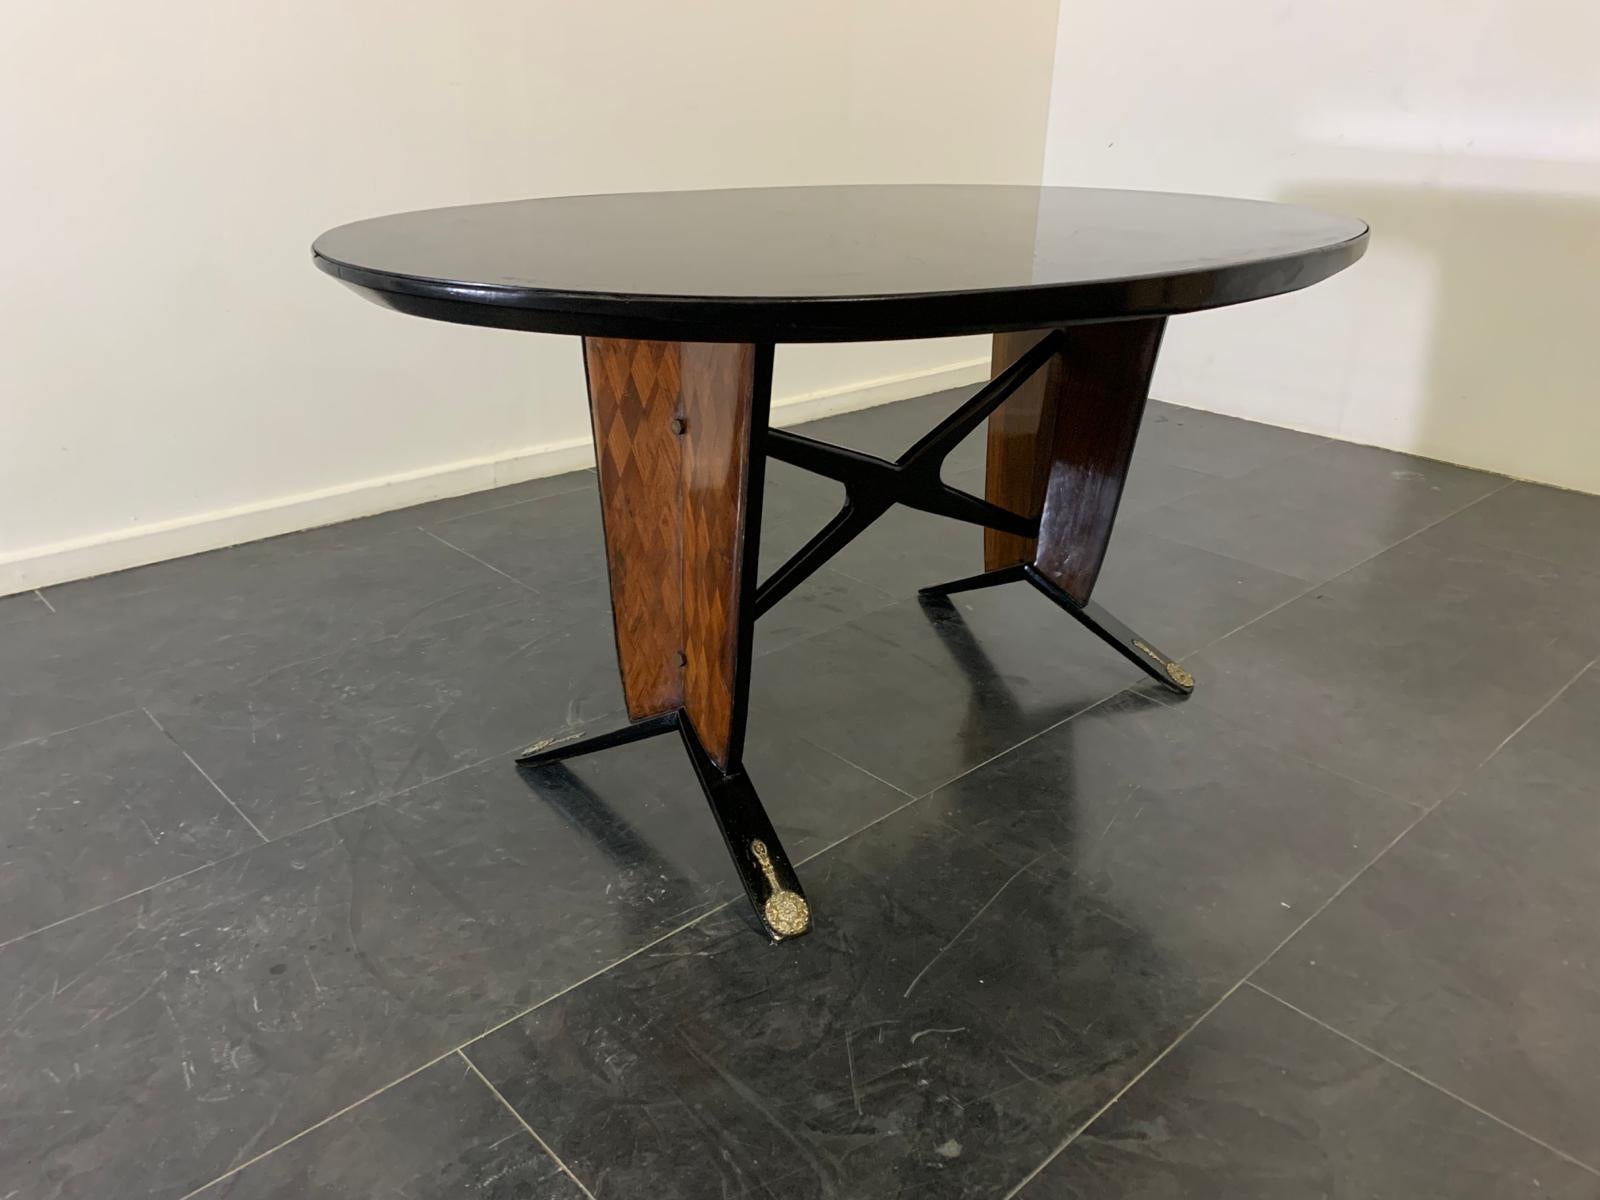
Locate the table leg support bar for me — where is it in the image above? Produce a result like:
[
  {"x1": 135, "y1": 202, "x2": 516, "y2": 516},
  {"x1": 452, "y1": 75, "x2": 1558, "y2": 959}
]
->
[
  {"x1": 755, "y1": 498, "x2": 887, "y2": 618},
  {"x1": 755, "y1": 333, "x2": 1062, "y2": 607}
]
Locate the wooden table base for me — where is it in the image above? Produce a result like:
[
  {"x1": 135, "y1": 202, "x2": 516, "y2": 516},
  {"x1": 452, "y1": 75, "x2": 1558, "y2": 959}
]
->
[
  {"x1": 920, "y1": 320, "x2": 1194, "y2": 695},
  {"x1": 518, "y1": 325, "x2": 1192, "y2": 943}
]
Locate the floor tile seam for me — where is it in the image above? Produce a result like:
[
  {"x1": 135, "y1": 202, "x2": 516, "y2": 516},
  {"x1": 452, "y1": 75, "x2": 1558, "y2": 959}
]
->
[
  {"x1": 1267, "y1": 743, "x2": 1429, "y2": 812},
  {"x1": 438, "y1": 786, "x2": 984, "y2": 1088},
  {"x1": 421, "y1": 474, "x2": 599, "y2": 530},
  {"x1": 1000, "y1": 789, "x2": 1442, "y2": 1198},
  {"x1": 0, "y1": 719, "x2": 865, "y2": 958},
  {"x1": 7, "y1": 563, "x2": 833, "y2": 758},
  {"x1": 141, "y1": 708, "x2": 269, "y2": 843},
  {"x1": 910, "y1": 683, "x2": 1147, "y2": 802},
  {"x1": 1170, "y1": 480, "x2": 1516, "y2": 662},
  {"x1": 751, "y1": 586, "x2": 904, "y2": 661},
  {"x1": 0, "y1": 706, "x2": 144, "y2": 755},
  {"x1": 1119, "y1": 461, "x2": 1225, "y2": 513},
  {"x1": 1455, "y1": 536, "x2": 1600, "y2": 587},
  {"x1": 801, "y1": 737, "x2": 921, "y2": 802},
  {"x1": 1375, "y1": 649, "x2": 1600, "y2": 839},
  {"x1": 1471, "y1": 652, "x2": 1600, "y2": 774},
  {"x1": 1131, "y1": 688, "x2": 1429, "y2": 812},
  {"x1": 132, "y1": 584, "x2": 572, "y2": 718},
  {"x1": 28, "y1": 849, "x2": 730, "y2": 1199},
  {"x1": 819, "y1": 557, "x2": 923, "y2": 596},
  {"x1": 167, "y1": 907, "x2": 721, "y2": 1199},
  {"x1": 1243, "y1": 981, "x2": 1600, "y2": 1179},
  {"x1": 1136, "y1": 502, "x2": 1590, "y2": 815},
  {"x1": 0, "y1": 792, "x2": 391, "y2": 953},
  {"x1": 32, "y1": 521, "x2": 456, "y2": 614},
  {"x1": 998, "y1": 978, "x2": 1247, "y2": 1198},
  {"x1": 170, "y1": 1049, "x2": 459, "y2": 1200},
  {"x1": 419, "y1": 527, "x2": 545, "y2": 595},
  {"x1": 1240, "y1": 786, "x2": 1442, "y2": 986},
  {"x1": 1157, "y1": 420, "x2": 1514, "y2": 485},
  {"x1": 1113, "y1": 527, "x2": 1309, "y2": 605},
  {"x1": 27, "y1": 473, "x2": 589, "y2": 618},
  {"x1": 457, "y1": 1050, "x2": 601, "y2": 1200}
]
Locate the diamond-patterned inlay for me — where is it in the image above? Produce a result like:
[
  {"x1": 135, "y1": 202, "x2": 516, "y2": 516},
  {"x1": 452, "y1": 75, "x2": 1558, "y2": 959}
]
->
[{"x1": 584, "y1": 338, "x2": 759, "y2": 763}]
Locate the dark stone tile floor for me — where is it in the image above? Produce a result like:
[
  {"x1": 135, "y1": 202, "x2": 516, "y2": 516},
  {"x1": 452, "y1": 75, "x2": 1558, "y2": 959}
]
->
[{"x1": 4, "y1": 387, "x2": 1599, "y2": 1198}]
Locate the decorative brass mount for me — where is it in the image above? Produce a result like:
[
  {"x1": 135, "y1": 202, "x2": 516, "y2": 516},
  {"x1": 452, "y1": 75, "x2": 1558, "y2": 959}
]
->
[
  {"x1": 750, "y1": 839, "x2": 811, "y2": 939},
  {"x1": 1133, "y1": 639, "x2": 1194, "y2": 689}
]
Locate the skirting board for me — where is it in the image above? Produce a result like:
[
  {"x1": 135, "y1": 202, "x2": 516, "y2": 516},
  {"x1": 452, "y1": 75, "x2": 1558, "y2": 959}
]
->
[{"x1": 0, "y1": 357, "x2": 988, "y2": 596}]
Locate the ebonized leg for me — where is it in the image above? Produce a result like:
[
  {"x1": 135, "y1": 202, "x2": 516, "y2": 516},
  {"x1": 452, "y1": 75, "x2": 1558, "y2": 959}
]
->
[
  {"x1": 516, "y1": 712, "x2": 679, "y2": 768},
  {"x1": 518, "y1": 337, "x2": 810, "y2": 943},
  {"x1": 679, "y1": 714, "x2": 810, "y2": 940},
  {"x1": 1024, "y1": 568, "x2": 1192, "y2": 694}
]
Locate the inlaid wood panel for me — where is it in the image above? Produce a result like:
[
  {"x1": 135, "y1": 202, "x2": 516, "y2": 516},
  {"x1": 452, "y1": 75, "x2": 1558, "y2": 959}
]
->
[
  {"x1": 680, "y1": 342, "x2": 765, "y2": 766},
  {"x1": 584, "y1": 338, "x2": 767, "y2": 769},
  {"x1": 586, "y1": 339, "x2": 686, "y2": 719},
  {"x1": 984, "y1": 319, "x2": 1166, "y2": 602}
]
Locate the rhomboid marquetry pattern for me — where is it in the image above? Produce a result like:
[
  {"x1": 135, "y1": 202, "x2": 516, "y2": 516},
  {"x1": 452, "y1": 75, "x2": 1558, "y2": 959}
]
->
[
  {"x1": 679, "y1": 343, "x2": 759, "y2": 766},
  {"x1": 584, "y1": 337, "x2": 760, "y2": 768},
  {"x1": 586, "y1": 338, "x2": 686, "y2": 720}
]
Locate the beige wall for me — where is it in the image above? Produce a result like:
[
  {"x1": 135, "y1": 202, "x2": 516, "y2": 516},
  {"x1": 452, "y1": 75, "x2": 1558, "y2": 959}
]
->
[
  {"x1": 1043, "y1": 0, "x2": 1600, "y2": 494},
  {"x1": 1, "y1": 1, "x2": 1062, "y2": 591}
]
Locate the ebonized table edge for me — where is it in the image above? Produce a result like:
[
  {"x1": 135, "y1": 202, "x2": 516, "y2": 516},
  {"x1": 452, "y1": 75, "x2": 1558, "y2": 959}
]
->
[{"x1": 309, "y1": 227, "x2": 1367, "y2": 344}]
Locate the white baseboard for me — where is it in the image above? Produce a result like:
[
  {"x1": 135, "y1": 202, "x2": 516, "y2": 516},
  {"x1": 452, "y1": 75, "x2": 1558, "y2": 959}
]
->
[
  {"x1": 0, "y1": 357, "x2": 987, "y2": 596},
  {"x1": 768, "y1": 357, "x2": 986, "y2": 428}
]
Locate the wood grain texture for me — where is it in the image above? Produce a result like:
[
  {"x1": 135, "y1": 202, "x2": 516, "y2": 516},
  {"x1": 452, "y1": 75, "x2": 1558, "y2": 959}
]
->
[
  {"x1": 984, "y1": 320, "x2": 1166, "y2": 602},
  {"x1": 680, "y1": 343, "x2": 761, "y2": 766},
  {"x1": 983, "y1": 330, "x2": 1068, "y2": 571},
  {"x1": 584, "y1": 337, "x2": 764, "y2": 768},
  {"x1": 586, "y1": 339, "x2": 685, "y2": 718}
]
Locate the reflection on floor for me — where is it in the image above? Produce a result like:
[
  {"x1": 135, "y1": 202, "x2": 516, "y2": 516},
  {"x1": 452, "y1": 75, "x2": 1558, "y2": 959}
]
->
[{"x1": 4, "y1": 390, "x2": 1600, "y2": 1198}]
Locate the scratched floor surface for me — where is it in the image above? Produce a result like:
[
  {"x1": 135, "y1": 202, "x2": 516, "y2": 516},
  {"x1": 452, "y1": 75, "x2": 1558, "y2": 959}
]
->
[{"x1": 5, "y1": 390, "x2": 1600, "y2": 1198}]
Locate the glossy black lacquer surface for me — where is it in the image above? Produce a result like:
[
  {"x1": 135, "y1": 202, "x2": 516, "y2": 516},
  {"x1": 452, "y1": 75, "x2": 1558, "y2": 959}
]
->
[{"x1": 312, "y1": 186, "x2": 1367, "y2": 341}]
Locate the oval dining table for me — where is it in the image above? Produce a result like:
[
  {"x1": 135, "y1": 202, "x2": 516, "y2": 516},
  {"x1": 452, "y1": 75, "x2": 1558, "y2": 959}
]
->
[{"x1": 313, "y1": 185, "x2": 1368, "y2": 943}]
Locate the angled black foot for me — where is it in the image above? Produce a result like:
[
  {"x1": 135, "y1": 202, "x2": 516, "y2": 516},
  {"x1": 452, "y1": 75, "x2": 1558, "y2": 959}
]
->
[
  {"x1": 1021, "y1": 566, "x2": 1194, "y2": 696},
  {"x1": 679, "y1": 717, "x2": 811, "y2": 943},
  {"x1": 917, "y1": 563, "x2": 1027, "y2": 599},
  {"x1": 915, "y1": 563, "x2": 1195, "y2": 696},
  {"x1": 516, "y1": 709, "x2": 811, "y2": 942},
  {"x1": 515, "y1": 712, "x2": 678, "y2": 767}
]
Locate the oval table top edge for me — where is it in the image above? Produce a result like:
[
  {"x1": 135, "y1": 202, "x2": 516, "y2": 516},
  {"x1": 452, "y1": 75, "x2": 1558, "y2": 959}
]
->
[{"x1": 312, "y1": 185, "x2": 1369, "y2": 343}]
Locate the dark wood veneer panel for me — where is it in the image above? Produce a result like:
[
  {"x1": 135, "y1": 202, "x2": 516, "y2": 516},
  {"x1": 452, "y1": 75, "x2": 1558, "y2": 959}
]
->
[
  {"x1": 984, "y1": 330, "x2": 1068, "y2": 571},
  {"x1": 984, "y1": 319, "x2": 1165, "y2": 601}
]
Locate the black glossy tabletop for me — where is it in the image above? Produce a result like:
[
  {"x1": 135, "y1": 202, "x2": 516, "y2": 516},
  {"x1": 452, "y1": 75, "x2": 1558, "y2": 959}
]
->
[{"x1": 313, "y1": 186, "x2": 1367, "y2": 342}]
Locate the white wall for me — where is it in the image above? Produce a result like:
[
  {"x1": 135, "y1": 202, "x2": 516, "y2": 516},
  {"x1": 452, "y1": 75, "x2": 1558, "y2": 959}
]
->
[
  {"x1": 1, "y1": 0, "x2": 1062, "y2": 593},
  {"x1": 1044, "y1": 0, "x2": 1600, "y2": 494}
]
